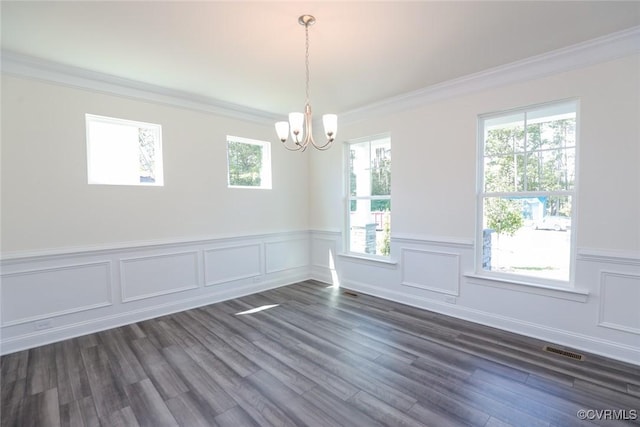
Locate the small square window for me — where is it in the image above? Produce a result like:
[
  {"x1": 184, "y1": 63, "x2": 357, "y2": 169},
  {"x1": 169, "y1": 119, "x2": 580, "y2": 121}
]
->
[
  {"x1": 227, "y1": 136, "x2": 272, "y2": 189},
  {"x1": 86, "y1": 114, "x2": 163, "y2": 186}
]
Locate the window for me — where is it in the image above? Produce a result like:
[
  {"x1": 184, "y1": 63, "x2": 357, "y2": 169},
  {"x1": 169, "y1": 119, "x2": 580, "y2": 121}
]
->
[
  {"x1": 477, "y1": 100, "x2": 577, "y2": 284},
  {"x1": 227, "y1": 136, "x2": 272, "y2": 189},
  {"x1": 86, "y1": 114, "x2": 163, "y2": 186},
  {"x1": 346, "y1": 135, "x2": 391, "y2": 257}
]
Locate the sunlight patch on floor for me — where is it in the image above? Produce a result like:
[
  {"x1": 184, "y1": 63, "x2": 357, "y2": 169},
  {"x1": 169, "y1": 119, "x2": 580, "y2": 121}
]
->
[{"x1": 235, "y1": 304, "x2": 279, "y2": 315}]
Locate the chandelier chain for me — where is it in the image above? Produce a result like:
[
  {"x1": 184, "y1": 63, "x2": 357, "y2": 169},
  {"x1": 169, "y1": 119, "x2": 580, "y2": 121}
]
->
[{"x1": 305, "y1": 23, "x2": 310, "y2": 104}]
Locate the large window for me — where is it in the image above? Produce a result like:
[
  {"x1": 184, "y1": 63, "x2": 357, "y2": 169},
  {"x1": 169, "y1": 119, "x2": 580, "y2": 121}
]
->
[
  {"x1": 346, "y1": 135, "x2": 391, "y2": 257},
  {"x1": 86, "y1": 114, "x2": 163, "y2": 186},
  {"x1": 227, "y1": 136, "x2": 272, "y2": 189},
  {"x1": 477, "y1": 100, "x2": 577, "y2": 284}
]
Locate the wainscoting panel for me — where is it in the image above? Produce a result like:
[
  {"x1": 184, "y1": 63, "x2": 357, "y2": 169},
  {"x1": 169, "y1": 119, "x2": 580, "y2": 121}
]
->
[
  {"x1": 204, "y1": 243, "x2": 261, "y2": 286},
  {"x1": 120, "y1": 251, "x2": 199, "y2": 302},
  {"x1": 401, "y1": 248, "x2": 460, "y2": 296},
  {"x1": 1, "y1": 231, "x2": 309, "y2": 355},
  {"x1": 311, "y1": 236, "x2": 338, "y2": 269},
  {"x1": 1, "y1": 261, "x2": 112, "y2": 326},
  {"x1": 265, "y1": 238, "x2": 309, "y2": 274},
  {"x1": 598, "y1": 270, "x2": 640, "y2": 335}
]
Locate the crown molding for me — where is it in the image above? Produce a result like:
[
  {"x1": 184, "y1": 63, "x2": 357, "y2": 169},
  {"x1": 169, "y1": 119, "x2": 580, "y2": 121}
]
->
[
  {"x1": 0, "y1": 51, "x2": 280, "y2": 124},
  {"x1": 2, "y1": 26, "x2": 639, "y2": 125},
  {"x1": 340, "y1": 26, "x2": 640, "y2": 124}
]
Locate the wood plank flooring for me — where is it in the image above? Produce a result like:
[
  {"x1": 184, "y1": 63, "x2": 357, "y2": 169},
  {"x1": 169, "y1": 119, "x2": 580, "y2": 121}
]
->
[{"x1": 2, "y1": 280, "x2": 639, "y2": 426}]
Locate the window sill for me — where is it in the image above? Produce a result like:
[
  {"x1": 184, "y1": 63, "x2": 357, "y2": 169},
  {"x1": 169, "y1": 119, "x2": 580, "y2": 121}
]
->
[
  {"x1": 464, "y1": 273, "x2": 589, "y2": 302},
  {"x1": 338, "y1": 253, "x2": 398, "y2": 269}
]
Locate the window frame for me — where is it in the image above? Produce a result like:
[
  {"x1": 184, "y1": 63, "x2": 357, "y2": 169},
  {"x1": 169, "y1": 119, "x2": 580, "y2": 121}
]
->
[
  {"x1": 86, "y1": 114, "x2": 164, "y2": 186},
  {"x1": 226, "y1": 135, "x2": 272, "y2": 190},
  {"x1": 475, "y1": 99, "x2": 579, "y2": 287},
  {"x1": 344, "y1": 133, "x2": 392, "y2": 260}
]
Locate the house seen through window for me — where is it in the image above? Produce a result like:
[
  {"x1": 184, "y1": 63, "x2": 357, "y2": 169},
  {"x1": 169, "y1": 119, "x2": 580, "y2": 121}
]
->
[
  {"x1": 86, "y1": 114, "x2": 163, "y2": 186},
  {"x1": 227, "y1": 136, "x2": 272, "y2": 189},
  {"x1": 478, "y1": 100, "x2": 577, "y2": 284},
  {"x1": 347, "y1": 135, "x2": 391, "y2": 257}
]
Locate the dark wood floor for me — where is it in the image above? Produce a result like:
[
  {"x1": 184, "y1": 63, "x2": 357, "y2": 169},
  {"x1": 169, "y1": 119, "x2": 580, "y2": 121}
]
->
[{"x1": 2, "y1": 281, "x2": 639, "y2": 427}]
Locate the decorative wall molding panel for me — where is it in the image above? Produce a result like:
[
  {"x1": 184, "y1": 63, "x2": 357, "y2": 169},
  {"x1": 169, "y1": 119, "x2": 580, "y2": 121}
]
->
[
  {"x1": 310, "y1": 236, "x2": 339, "y2": 270},
  {"x1": 1, "y1": 261, "x2": 112, "y2": 326},
  {"x1": 265, "y1": 238, "x2": 309, "y2": 274},
  {"x1": 204, "y1": 244, "x2": 262, "y2": 286},
  {"x1": 401, "y1": 248, "x2": 460, "y2": 296},
  {"x1": 0, "y1": 231, "x2": 309, "y2": 355},
  {"x1": 598, "y1": 271, "x2": 640, "y2": 335},
  {"x1": 120, "y1": 251, "x2": 200, "y2": 302}
]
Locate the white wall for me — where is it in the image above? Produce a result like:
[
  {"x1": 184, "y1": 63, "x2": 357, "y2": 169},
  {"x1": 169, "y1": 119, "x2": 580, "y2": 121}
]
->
[
  {"x1": 310, "y1": 54, "x2": 640, "y2": 364},
  {"x1": 1, "y1": 75, "x2": 309, "y2": 254}
]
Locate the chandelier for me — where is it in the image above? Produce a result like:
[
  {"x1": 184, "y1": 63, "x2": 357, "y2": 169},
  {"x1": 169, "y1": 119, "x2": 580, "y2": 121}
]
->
[{"x1": 275, "y1": 15, "x2": 337, "y2": 151}]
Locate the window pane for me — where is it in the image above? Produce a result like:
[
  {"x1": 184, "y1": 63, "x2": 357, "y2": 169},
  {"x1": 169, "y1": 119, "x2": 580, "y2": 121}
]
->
[
  {"x1": 349, "y1": 137, "x2": 391, "y2": 197},
  {"x1": 482, "y1": 196, "x2": 571, "y2": 281},
  {"x1": 526, "y1": 105, "x2": 576, "y2": 148},
  {"x1": 349, "y1": 199, "x2": 391, "y2": 256},
  {"x1": 526, "y1": 148, "x2": 575, "y2": 191},
  {"x1": 370, "y1": 138, "x2": 391, "y2": 196},
  {"x1": 484, "y1": 154, "x2": 525, "y2": 192},
  {"x1": 484, "y1": 116, "x2": 525, "y2": 156},
  {"x1": 526, "y1": 119, "x2": 575, "y2": 152},
  {"x1": 350, "y1": 141, "x2": 371, "y2": 197},
  {"x1": 138, "y1": 127, "x2": 159, "y2": 183}
]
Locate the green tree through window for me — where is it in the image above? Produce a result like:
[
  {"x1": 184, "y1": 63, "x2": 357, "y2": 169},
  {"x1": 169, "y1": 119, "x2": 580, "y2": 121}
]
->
[{"x1": 226, "y1": 136, "x2": 271, "y2": 189}]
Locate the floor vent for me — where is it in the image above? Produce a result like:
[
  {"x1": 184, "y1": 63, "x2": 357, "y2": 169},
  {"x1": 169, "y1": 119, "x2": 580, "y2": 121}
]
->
[
  {"x1": 543, "y1": 345, "x2": 584, "y2": 361},
  {"x1": 343, "y1": 291, "x2": 359, "y2": 297}
]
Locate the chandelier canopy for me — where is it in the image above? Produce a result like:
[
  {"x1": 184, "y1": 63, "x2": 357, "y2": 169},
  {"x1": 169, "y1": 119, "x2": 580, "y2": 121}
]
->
[{"x1": 275, "y1": 15, "x2": 337, "y2": 151}]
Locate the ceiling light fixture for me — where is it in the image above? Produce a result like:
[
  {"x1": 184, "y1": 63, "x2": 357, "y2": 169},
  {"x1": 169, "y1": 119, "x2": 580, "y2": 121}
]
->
[{"x1": 275, "y1": 15, "x2": 337, "y2": 151}]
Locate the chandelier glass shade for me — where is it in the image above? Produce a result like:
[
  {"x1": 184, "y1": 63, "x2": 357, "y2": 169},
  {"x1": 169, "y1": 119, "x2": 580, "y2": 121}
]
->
[{"x1": 275, "y1": 15, "x2": 337, "y2": 151}]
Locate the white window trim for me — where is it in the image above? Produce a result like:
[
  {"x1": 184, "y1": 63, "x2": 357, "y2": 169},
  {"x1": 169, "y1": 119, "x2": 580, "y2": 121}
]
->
[
  {"x1": 226, "y1": 135, "x2": 272, "y2": 190},
  {"x1": 475, "y1": 99, "x2": 580, "y2": 288},
  {"x1": 344, "y1": 133, "x2": 392, "y2": 260},
  {"x1": 86, "y1": 114, "x2": 164, "y2": 186}
]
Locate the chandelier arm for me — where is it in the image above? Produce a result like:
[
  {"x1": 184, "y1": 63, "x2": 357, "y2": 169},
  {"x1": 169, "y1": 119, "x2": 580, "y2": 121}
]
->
[
  {"x1": 310, "y1": 138, "x2": 334, "y2": 150},
  {"x1": 281, "y1": 142, "x2": 304, "y2": 151}
]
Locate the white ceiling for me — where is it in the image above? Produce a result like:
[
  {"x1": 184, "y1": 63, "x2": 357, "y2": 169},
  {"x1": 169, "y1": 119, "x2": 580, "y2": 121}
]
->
[{"x1": 2, "y1": 1, "x2": 639, "y2": 117}]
